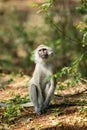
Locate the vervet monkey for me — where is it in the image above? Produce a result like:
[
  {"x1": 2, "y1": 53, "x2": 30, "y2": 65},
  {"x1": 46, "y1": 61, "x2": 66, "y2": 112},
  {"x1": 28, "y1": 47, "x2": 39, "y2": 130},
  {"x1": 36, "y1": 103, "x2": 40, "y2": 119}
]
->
[
  {"x1": 0, "y1": 45, "x2": 56, "y2": 112},
  {"x1": 29, "y1": 45, "x2": 56, "y2": 115}
]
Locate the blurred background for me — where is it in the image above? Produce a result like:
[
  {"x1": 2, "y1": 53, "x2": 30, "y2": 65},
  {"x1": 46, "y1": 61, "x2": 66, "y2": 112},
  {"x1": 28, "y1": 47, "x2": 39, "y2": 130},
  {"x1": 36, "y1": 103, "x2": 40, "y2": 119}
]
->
[{"x1": 0, "y1": 0, "x2": 87, "y2": 77}]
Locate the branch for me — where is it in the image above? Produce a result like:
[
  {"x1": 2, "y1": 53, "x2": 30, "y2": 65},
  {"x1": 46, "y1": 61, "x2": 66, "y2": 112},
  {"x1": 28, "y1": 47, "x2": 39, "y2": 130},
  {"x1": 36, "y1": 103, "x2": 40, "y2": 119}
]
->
[{"x1": 55, "y1": 89, "x2": 87, "y2": 98}]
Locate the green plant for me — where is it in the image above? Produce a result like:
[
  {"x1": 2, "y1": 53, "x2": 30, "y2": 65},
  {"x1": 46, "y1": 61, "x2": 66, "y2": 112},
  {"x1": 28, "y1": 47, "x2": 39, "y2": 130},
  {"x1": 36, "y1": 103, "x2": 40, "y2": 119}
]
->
[
  {"x1": 54, "y1": 56, "x2": 83, "y2": 89},
  {"x1": 0, "y1": 95, "x2": 30, "y2": 123},
  {"x1": 0, "y1": 7, "x2": 34, "y2": 70},
  {"x1": 3, "y1": 105, "x2": 22, "y2": 123},
  {"x1": 32, "y1": 0, "x2": 87, "y2": 78},
  {"x1": 0, "y1": 95, "x2": 29, "y2": 105},
  {"x1": 76, "y1": 0, "x2": 87, "y2": 77},
  {"x1": 50, "y1": 108, "x2": 63, "y2": 116},
  {"x1": 32, "y1": 0, "x2": 53, "y2": 13},
  {"x1": 79, "y1": 106, "x2": 87, "y2": 114}
]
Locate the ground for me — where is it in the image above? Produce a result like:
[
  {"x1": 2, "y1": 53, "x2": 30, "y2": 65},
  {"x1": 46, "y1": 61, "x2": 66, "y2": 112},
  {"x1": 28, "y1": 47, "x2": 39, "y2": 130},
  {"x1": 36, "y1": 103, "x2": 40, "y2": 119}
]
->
[{"x1": 0, "y1": 73, "x2": 87, "y2": 130}]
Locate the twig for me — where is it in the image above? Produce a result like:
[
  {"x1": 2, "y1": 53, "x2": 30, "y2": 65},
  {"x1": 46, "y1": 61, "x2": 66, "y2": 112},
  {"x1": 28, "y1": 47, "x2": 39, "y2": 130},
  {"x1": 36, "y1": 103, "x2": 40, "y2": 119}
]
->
[
  {"x1": 55, "y1": 89, "x2": 87, "y2": 98},
  {"x1": 80, "y1": 78, "x2": 87, "y2": 83},
  {"x1": 49, "y1": 100, "x2": 87, "y2": 108}
]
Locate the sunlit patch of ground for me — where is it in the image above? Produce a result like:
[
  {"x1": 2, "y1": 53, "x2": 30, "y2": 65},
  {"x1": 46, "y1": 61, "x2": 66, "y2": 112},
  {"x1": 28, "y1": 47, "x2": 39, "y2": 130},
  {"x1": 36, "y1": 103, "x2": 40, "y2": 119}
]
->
[{"x1": 0, "y1": 73, "x2": 30, "y2": 100}]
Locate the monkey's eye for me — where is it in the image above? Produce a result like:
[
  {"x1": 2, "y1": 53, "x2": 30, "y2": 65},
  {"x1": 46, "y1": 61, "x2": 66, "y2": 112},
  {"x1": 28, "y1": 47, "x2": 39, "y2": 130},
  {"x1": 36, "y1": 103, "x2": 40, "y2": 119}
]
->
[
  {"x1": 43, "y1": 48, "x2": 47, "y2": 51},
  {"x1": 38, "y1": 49, "x2": 42, "y2": 52},
  {"x1": 38, "y1": 48, "x2": 47, "y2": 52}
]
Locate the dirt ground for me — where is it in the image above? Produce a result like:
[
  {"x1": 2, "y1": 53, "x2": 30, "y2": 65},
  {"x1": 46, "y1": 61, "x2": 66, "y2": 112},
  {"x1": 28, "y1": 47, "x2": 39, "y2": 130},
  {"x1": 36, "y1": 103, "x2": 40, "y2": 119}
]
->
[{"x1": 0, "y1": 73, "x2": 87, "y2": 130}]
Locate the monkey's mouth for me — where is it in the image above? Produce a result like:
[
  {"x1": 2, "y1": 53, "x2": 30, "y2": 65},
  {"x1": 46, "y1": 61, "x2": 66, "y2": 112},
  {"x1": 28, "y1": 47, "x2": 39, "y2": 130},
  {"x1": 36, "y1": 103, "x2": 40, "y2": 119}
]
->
[{"x1": 40, "y1": 54, "x2": 48, "y2": 59}]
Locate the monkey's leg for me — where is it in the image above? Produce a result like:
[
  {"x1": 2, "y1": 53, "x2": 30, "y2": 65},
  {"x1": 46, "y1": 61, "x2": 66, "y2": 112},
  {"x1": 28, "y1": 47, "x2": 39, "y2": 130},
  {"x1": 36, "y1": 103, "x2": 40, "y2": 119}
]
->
[{"x1": 29, "y1": 84, "x2": 43, "y2": 115}]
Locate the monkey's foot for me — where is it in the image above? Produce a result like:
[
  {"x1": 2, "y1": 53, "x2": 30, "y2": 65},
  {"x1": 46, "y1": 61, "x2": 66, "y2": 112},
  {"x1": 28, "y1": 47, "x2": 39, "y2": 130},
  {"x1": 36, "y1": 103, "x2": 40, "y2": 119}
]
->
[
  {"x1": 41, "y1": 103, "x2": 49, "y2": 113},
  {"x1": 35, "y1": 107, "x2": 42, "y2": 115}
]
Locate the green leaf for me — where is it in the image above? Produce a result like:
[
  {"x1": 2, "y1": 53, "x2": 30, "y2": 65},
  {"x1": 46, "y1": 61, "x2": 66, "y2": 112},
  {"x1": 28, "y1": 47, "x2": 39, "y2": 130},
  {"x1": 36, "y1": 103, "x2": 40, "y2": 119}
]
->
[{"x1": 31, "y1": 3, "x2": 39, "y2": 7}]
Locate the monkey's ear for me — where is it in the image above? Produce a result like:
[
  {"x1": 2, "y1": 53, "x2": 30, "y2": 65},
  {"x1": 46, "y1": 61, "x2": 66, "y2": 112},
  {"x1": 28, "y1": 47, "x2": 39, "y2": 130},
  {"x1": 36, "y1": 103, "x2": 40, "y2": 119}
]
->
[{"x1": 49, "y1": 50, "x2": 54, "y2": 54}]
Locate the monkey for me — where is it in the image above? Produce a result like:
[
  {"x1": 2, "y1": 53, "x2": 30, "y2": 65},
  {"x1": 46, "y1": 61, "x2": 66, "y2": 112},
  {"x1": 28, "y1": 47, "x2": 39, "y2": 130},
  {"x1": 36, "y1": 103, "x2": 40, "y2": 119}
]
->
[
  {"x1": 0, "y1": 45, "x2": 56, "y2": 111},
  {"x1": 29, "y1": 45, "x2": 56, "y2": 115}
]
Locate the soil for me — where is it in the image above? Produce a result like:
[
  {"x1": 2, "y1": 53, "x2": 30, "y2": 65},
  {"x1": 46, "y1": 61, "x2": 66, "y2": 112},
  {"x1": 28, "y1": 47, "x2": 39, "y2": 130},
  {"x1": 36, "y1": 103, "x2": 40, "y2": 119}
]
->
[{"x1": 0, "y1": 73, "x2": 87, "y2": 130}]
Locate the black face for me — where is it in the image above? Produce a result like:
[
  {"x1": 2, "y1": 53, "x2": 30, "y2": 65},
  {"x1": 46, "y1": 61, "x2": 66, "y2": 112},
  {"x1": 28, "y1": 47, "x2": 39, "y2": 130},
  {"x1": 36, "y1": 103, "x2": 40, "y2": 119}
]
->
[{"x1": 38, "y1": 48, "x2": 48, "y2": 59}]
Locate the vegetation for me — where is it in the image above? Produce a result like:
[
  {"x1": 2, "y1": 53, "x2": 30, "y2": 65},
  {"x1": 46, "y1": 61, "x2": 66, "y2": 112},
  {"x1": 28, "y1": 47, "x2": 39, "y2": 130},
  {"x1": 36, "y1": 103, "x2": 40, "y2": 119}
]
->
[{"x1": 0, "y1": 0, "x2": 87, "y2": 77}]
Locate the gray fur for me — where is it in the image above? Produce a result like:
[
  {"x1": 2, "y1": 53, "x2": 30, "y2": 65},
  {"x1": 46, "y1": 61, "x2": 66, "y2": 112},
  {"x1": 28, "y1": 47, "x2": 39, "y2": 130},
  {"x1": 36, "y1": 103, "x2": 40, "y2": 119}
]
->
[{"x1": 29, "y1": 45, "x2": 56, "y2": 115}]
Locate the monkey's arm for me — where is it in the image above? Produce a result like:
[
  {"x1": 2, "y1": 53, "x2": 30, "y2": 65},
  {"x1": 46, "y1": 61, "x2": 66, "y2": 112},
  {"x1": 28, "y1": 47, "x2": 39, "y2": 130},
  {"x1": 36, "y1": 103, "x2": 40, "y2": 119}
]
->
[{"x1": 43, "y1": 79, "x2": 55, "y2": 110}]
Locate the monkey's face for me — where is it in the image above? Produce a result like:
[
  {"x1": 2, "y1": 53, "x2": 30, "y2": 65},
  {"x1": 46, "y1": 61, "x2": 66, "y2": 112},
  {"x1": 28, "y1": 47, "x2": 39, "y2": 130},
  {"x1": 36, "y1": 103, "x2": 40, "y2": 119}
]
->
[
  {"x1": 38, "y1": 47, "x2": 53, "y2": 59},
  {"x1": 34, "y1": 45, "x2": 54, "y2": 63},
  {"x1": 38, "y1": 48, "x2": 48, "y2": 59}
]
